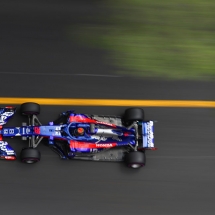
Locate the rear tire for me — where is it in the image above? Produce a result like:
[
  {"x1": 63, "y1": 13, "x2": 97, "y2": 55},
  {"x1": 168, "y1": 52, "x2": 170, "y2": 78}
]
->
[
  {"x1": 20, "y1": 148, "x2": 41, "y2": 164},
  {"x1": 125, "y1": 151, "x2": 145, "y2": 168},
  {"x1": 124, "y1": 108, "x2": 144, "y2": 122},
  {"x1": 20, "y1": 102, "x2": 40, "y2": 116}
]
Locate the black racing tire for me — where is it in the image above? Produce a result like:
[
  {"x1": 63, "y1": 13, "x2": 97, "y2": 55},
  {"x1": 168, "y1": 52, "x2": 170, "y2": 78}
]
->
[
  {"x1": 124, "y1": 108, "x2": 144, "y2": 122},
  {"x1": 125, "y1": 151, "x2": 145, "y2": 169},
  {"x1": 20, "y1": 148, "x2": 41, "y2": 164},
  {"x1": 20, "y1": 102, "x2": 40, "y2": 116}
]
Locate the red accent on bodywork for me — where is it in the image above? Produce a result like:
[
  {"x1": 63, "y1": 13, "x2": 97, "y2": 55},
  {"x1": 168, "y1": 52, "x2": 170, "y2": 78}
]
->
[
  {"x1": 69, "y1": 140, "x2": 117, "y2": 149},
  {"x1": 69, "y1": 116, "x2": 96, "y2": 123},
  {"x1": 5, "y1": 106, "x2": 14, "y2": 108},
  {"x1": 0, "y1": 135, "x2": 2, "y2": 141},
  {"x1": 124, "y1": 132, "x2": 130, "y2": 136},
  {"x1": 0, "y1": 126, "x2": 3, "y2": 129},
  {"x1": 96, "y1": 121, "x2": 117, "y2": 128},
  {"x1": 143, "y1": 147, "x2": 158, "y2": 150},
  {"x1": 4, "y1": 156, "x2": 16, "y2": 160},
  {"x1": 150, "y1": 147, "x2": 158, "y2": 150},
  {"x1": 69, "y1": 116, "x2": 116, "y2": 127},
  {"x1": 34, "y1": 127, "x2": 40, "y2": 134}
]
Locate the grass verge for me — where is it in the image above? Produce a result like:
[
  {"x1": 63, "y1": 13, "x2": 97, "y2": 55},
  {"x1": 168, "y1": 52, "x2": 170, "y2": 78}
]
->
[{"x1": 68, "y1": 0, "x2": 215, "y2": 80}]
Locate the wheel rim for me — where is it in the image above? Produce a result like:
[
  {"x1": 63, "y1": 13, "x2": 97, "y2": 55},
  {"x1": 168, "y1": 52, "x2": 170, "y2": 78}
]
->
[
  {"x1": 26, "y1": 160, "x2": 35, "y2": 164},
  {"x1": 22, "y1": 159, "x2": 38, "y2": 164},
  {"x1": 130, "y1": 164, "x2": 142, "y2": 168}
]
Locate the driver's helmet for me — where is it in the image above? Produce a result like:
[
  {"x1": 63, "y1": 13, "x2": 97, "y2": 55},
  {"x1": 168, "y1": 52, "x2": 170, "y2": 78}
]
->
[{"x1": 74, "y1": 127, "x2": 85, "y2": 136}]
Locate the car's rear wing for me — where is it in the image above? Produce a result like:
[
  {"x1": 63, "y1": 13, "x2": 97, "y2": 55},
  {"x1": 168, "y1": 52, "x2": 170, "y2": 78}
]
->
[{"x1": 141, "y1": 121, "x2": 156, "y2": 150}]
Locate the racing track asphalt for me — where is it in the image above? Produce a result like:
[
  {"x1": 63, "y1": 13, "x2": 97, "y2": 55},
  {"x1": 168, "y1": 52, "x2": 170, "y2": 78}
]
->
[{"x1": 1, "y1": 1, "x2": 215, "y2": 215}]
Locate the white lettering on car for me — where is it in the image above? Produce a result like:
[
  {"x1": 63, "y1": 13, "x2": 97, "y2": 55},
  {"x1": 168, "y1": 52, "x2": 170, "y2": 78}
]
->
[
  {"x1": 26, "y1": 128, "x2": 31, "y2": 133},
  {"x1": 96, "y1": 143, "x2": 113, "y2": 148},
  {"x1": 0, "y1": 112, "x2": 14, "y2": 124},
  {"x1": 0, "y1": 141, "x2": 14, "y2": 154},
  {"x1": 9, "y1": 129, "x2": 14, "y2": 134},
  {"x1": 147, "y1": 121, "x2": 154, "y2": 147},
  {"x1": 91, "y1": 135, "x2": 107, "y2": 142}
]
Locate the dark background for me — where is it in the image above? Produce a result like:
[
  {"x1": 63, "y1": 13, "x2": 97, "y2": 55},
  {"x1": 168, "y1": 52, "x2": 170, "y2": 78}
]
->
[{"x1": 1, "y1": 1, "x2": 215, "y2": 215}]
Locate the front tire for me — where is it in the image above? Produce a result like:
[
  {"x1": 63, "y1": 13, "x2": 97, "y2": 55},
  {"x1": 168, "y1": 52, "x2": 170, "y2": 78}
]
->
[
  {"x1": 20, "y1": 148, "x2": 41, "y2": 164},
  {"x1": 125, "y1": 151, "x2": 145, "y2": 168},
  {"x1": 20, "y1": 102, "x2": 40, "y2": 116}
]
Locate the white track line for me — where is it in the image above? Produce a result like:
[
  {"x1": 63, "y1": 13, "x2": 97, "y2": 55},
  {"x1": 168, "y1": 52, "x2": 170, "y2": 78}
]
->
[{"x1": 0, "y1": 72, "x2": 121, "y2": 77}]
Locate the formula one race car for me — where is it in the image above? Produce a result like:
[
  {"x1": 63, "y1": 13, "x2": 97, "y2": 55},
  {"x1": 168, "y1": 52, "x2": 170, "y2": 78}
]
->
[{"x1": 0, "y1": 103, "x2": 156, "y2": 168}]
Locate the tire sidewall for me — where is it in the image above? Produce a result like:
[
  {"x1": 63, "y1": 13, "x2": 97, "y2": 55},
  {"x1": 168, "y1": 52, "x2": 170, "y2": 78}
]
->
[
  {"x1": 125, "y1": 151, "x2": 145, "y2": 168},
  {"x1": 20, "y1": 102, "x2": 40, "y2": 116},
  {"x1": 124, "y1": 108, "x2": 144, "y2": 122},
  {"x1": 20, "y1": 148, "x2": 41, "y2": 164}
]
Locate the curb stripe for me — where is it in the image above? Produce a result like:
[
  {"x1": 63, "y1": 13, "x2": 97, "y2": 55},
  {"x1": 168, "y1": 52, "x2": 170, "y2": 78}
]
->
[{"x1": 0, "y1": 97, "x2": 215, "y2": 108}]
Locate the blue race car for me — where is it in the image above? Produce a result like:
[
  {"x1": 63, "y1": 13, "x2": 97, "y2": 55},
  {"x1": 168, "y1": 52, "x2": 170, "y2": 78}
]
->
[{"x1": 0, "y1": 103, "x2": 156, "y2": 168}]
